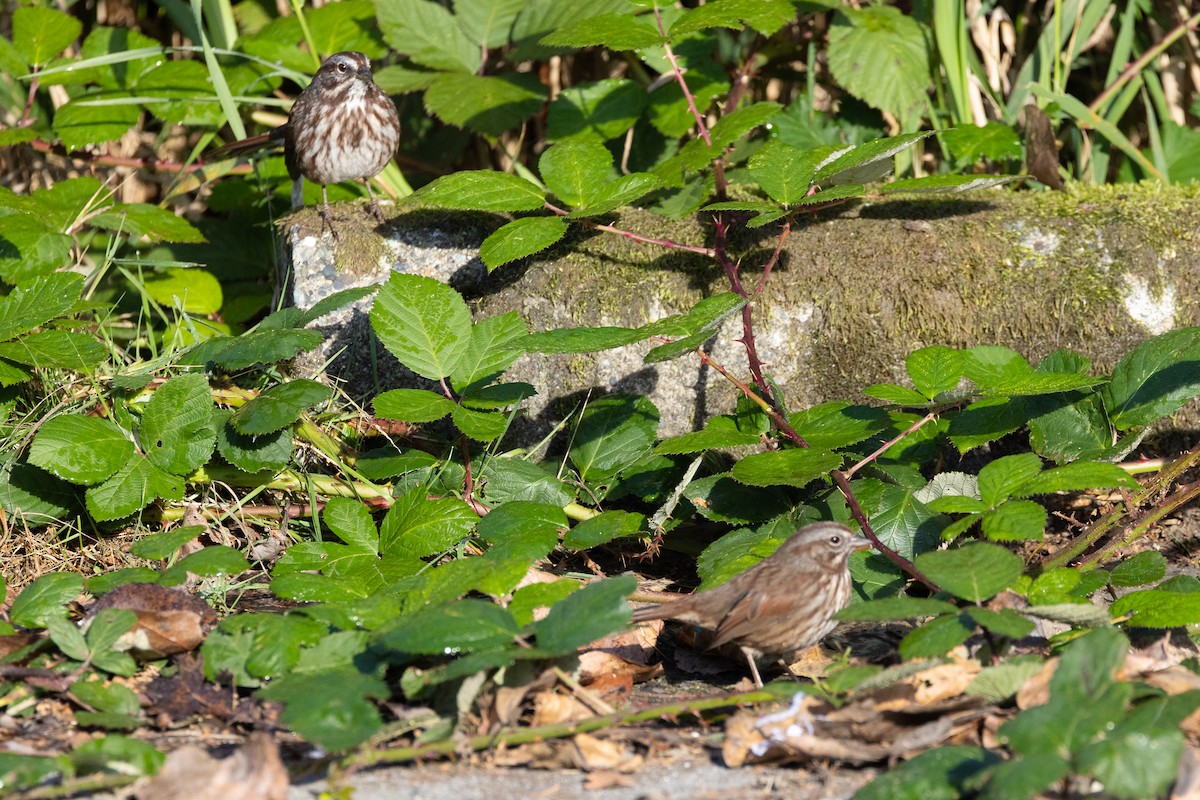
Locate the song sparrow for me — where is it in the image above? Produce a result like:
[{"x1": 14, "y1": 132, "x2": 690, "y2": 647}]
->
[
  {"x1": 631, "y1": 521, "x2": 869, "y2": 687},
  {"x1": 210, "y1": 51, "x2": 400, "y2": 237}
]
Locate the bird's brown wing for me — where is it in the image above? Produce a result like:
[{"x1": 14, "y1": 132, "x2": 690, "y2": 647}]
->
[
  {"x1": 708, "y1": 585, "x2": 770, "y2": 650},
  {"x1": 708, "y1": 567, "x2": 825, "y2": 651}
]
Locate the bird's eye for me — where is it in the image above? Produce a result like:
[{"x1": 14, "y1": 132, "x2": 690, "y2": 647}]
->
[
  {"x1": 830, "y1": 535, "x2": 841, "y2": 545},
  {"x1": 337, "y1": 63, "x2": 348, "y2": 72}
]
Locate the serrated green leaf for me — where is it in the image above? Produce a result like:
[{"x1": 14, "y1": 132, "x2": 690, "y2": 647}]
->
[
  {"x1": 0, "y1": 215, "x2": 74, "y2": 283},
  {"x1": 480, "y1": 216, "x2": 568, "y2": 269},
  {"x1": 450, "y1": 405, "x2": 508, "y2": 441},
  {"x1": 981, "y1": 500, "x2": 1046, "y2": 541},
  {"x1": 11, "y1": 572, "x2": 84, "y2": 628},
  {"x1": 826, "y1": 7, "x2": 931, "y2": 127},
  {"x1": 215, "y1": 413, "x2": 292, "y2": 474},
  {"x1": 161, "y1": 546, "x2": 249, "y2": 583},
  {"x1": 129, "y1": 525, "x2": 204, "y2": 560},
  {"x1": 855, "y1": 747, "x2": 1000, "y2": 800},
  {"x1": 377, "y1": 0, "x2": 480, "y2": 72},
  {"x1": 966, "y1": 607, "x2": 1034, "y2": 639},
  {"x1": 1015, "y1": 460, "x2": 1139, "y2": 496},
  {"x1": 373, "y1": 388, "x2": 456, "y2": 423},
  {"x1": 409, "y1": 170, "x2": 545, "y2": 211},
  {"x1": 730, "y1": 448, "x2": 841, "y2": 488},
  {"x1": 85, "y1": 456, "x2": 184, "y2": 521},
  {"x1": 906, "y1": 346, "x2": 963, "y2": 398},
  {"x1": 899, "y1": 612, "x2": 975, "y2": 659},
  {"x1": 0, "y1": 272, "x2": 84, "y2": 342},
  {"x1": 1111, "y1": 589, "x2": 1200, "y2": 627},
  {"x1": 562, "y1": 510, "x2": 645, "y2": 549},
  {"x1": 748, "y1": 140, "x2": 817, "y2": 205},
  {"x1": 376, "y1": 599, "x2": 519, "y2": 654},
  {"x1": 206, "y1": 329, "x2": 323, "y2": 370},
  {"x1": 1109, "y1": 550, "x2": 1167, "y2": 588},
  {"x1": 378, "y1": 489, "x2": 478, "y2": 561},
  {"x1": 789, "y1": 401, "x2": 890, "y2": 450},
  {"x1": 13, "y1": 7, "x2": 82, "y2": 65},
  {"x1": 547, "y1": 78, "x2": 645, "y2": 143},
  {"x1": 948, "y1": 396, "x2": 1029, "y2": 453},
  {"x1": 864, "y1": 383, "x2": 930, "y2": 406},
  {"x1": 915, "y1": 542, "x2": 1023, "y2": 602},
  {"x1": 424, "y1": 72, "x2": 545, "y2": 136},
  {"x1": 139, "y1": 373, "x2": 214, "y2": 474},
  {"x1": 668, "y1": 0, "x2": 794, "y2": 37},
  {"x1": 370, "y1": 273, "x2": 473, "y2": 381},
  {"x1": 534, "y1": 575, "x2": 634, "y2": 654},
  {"x1": 0, "y1": 330, "x2": 107, "y2": 371},
  {"x1": 230, "y1": 379, "x2": 330, "y2": 436},
  {"x1": 540, "y1": 141, "x2": 611, "y2": 209},
  {"x1": 258, "y1": 668, "x2": 386, "y2": 752},
  {"x1": 541, "y1": 13, "x2": 661, "y2": 49},
  {"x1": 881, "y1": 174, "x2": 1019, "y2": 194},
  {"x1": 29, "y1": 415, "x2": 133, "y2": 486},
  {"x1": 1103, "y1": 327, "x2": 1200, "y2": 430},
  {"x1": 654, "y1": 415, "x2": 760, "y2": 454},
  {"x1": 570, "y1": 394, "x2": 659, "y2": 482},
  {"x1": 53, "y1": 91, "x2": 141, "y2": 150}
]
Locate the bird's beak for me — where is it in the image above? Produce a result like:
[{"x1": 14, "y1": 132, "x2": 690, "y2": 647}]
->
[
  {"x1": 357, "y1": 66, "x2": 372, "y2": 80},
  {"x1": 851, "y1": 535, "x2": 872, "y2": 552}
]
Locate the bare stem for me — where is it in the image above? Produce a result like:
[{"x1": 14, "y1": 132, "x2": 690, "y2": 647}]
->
[
  {"x1": 653, "y1": 7, "x2": 712, "y2": 147},
  {"x1": 693, "y1": 349, "x2": 935, "y2": 590},
  {"x1": 545, "y1": 203, "x2": 715, "y2": 256},
  {"x1": 845, "y1": 412, "x2": 939, "y2": 479}
]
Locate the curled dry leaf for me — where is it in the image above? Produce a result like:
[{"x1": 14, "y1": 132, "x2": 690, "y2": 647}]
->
[
  {"x1": 532, "y1": 691, "x2": 595, "y2": 727},
  {"x1": 570, "y1": 732, "x2": 643, "y2": 773},
  {"x1": 87, "y1": 584, "x2": 218, "y2": 659},
  {"x1": 134, "y1": 731, "x2": 287, "y2": 800}
]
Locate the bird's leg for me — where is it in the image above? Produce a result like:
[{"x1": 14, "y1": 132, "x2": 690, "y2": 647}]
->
[
  {"x1": 743, "y1": 648, "x2": 764, "y2": 689},
  {"x1": 291, "y1": 178, "x2": 304, "y2": 210},
  {"x1": 363, "y1": 179, "x2": 386, "y2": 224},
  {"x1": 318, "y1": 184, "x2": 338, "y2": 240}
]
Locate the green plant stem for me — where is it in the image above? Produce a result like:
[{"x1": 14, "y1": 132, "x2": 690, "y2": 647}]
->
[
  {"x1": 191, "y1": 465, "x2": 394, "y2": 506},
  {"x1": 22, "y1": 774, "x2": 138, "y2": 800},
  {"x1": 1089, "y1": 11, "x2": 1200, "y2": 116},
  {"x1": 1077, "y1": 479, "x2": 1200, "y2": 571},
  {"x1": 1043, "y1": 439, "x2": 1200, "y2": 570},
  {"x1": 289, "y1": 0, "x2": 321, "y2": 70},
  {"x1": 341, "y1": 687, "x2": 787, "y2": 770}
]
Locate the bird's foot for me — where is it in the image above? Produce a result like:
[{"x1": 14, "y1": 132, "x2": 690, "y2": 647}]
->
[
  {"x1": 319, "y1": 204, "x2": 340, "y2": 241},
  {"x1": 366, "y1": 200, "x2": 387, "y2": 225}
]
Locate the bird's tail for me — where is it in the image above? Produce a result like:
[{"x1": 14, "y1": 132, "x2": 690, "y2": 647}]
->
[
  {"x1": 208, "y1": 128, "x2": 286, "y2": 160},
  {"x1": 631, "y1": 603, "x2": 673, "y2": 623}
]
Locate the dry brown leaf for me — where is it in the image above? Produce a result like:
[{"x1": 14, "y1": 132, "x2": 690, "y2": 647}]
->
[
  {"x1": 134, "y1": 732, "x2": 287, "y2": 800},
  {"x1": 87, "y1": 584, "x2": 218, "y2": 659},
  {"x1": 910, "y1": 659, "x2": 982, "y2": 705},
  {"x1": 1015, "y1": 657, "x2": 1056, "y2": 709},
  {"x1": 569, "y1": 733, "x2": 642, "y2": 773},
  {"x1": 532, "y1": 691, "x2": 595, "y2": 727}
]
